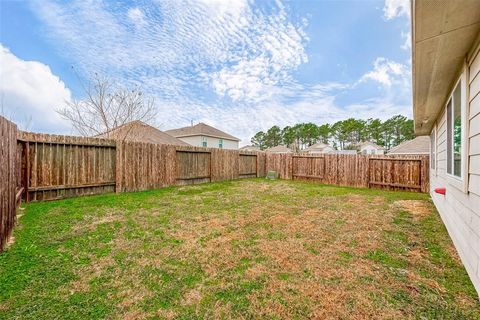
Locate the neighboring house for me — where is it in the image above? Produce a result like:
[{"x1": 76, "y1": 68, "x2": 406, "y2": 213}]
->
[
  {"x1": 386, "y1": 136, "x2": 430, "y2": 156},
  {"x1": 301, "y1": 142, "x2": 335, "y2": 154},
  {"x1": 359, "y1": 141, "x2": 385, "y2": 155},
  {"x1": 95, "y1": 120, "x2": 189, "y2": 146},
  {"x1": 334, "y1": 150, "x2": 357, "y2": 155},
  {"x1": 265, "y1": 145, "x2": 292, "y2": 154},
  {"x1": 239, "y1": 145, "x2": 260, "y2": 152},
  {"x1": 412, "y1": 1, "x2": 480, "y2": 295},
  {"x1": 165, "y1": 122, "x2": 240, "y2": 149}
]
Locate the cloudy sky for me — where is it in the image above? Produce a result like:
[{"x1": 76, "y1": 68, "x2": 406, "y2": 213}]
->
[{"x1": 0, "y1": 0, "x2": 411, "y2": 144}]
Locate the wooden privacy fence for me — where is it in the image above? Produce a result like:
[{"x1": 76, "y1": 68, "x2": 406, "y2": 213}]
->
[
  {"x1": 12, "y1": 130, "x2": 429, "y2": 203},
  {"x1": 266, "y1": 153, "x2": 429, "y2": 192},
  {"x1": 16, "y1": 132, "x2": 267, "y2": 200},
  {"x1": 0, "y1": 117, "x2": 21, "y2": 252},
  {"x1": 17, "y1": 132, "x2": 117, "y2": 201}
]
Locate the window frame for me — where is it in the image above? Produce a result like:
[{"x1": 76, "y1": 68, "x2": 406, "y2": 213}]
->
[
  {"x1": 202, "y1": 136, "x2": 207, "y2": 147},
  {"x1": 218, "y1": 139, "x2": 224, "y2": 149},
  {"x1": 445, "y1": 71, "x2": 468, "y2": 191}
]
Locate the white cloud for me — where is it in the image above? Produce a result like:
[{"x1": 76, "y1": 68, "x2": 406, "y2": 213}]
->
[
  {"x1": 359, "y1": 57, "x2": 409, "y2": 87},
  {"x1": 383, "y1": 0, "x2": 410, "y2": 20},
  {"x1": 0, "y1": 44, "x2": 72, "y2": 132},
  {"x1": 198, "y1": 0, "x2": 248, "y2": 19},
  {"x1": 29, "y1": 0, "x2": 308, "y2": 102},
  {"x1": 127, "y1": 7, "x2": 146, "y2": 27},
  {"x1": 22, "y1": 0, "x2": 411, "y2": 143},
  {"x1": 25, "y1": 0, "x2": 310, "y2": 139},
  {"x1": 400, "y1": 30, "x2": 411, "y2": 50},
  {"x1": 383, "y1": 1, "x2": 411, "y2": 51},
  {"x1": 208, "y1": 5, "x2": 308, "y2": 102}
]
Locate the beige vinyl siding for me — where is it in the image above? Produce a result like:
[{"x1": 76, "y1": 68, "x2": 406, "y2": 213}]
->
[
  {"x1": 177, "y1": 135, "x2": 239, "y2": 149},
  {"x1": 430, "y1": 44, "x2": 480, "y2": 295},
  {"x1": 469, "y1": 46, "x2": 480, "y2": 197}
]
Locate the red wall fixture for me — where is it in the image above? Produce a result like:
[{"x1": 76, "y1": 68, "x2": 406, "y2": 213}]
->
[{"x1": 434, "y1": 187, "x2": 446, "y2": 195}]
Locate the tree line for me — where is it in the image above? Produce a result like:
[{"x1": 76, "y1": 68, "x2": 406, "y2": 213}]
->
[{"x1": 251, "y1": 115, "x2": 414, "y2": 151}]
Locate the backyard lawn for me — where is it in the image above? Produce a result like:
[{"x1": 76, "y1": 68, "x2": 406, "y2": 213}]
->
[{"x1": 0, "y1": 179, "x2": 479, "y2": 319}]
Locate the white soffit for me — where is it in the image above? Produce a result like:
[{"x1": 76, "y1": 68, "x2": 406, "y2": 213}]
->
[{"x1": 412, "y1": 0, "x2": 480, "y2": 135}]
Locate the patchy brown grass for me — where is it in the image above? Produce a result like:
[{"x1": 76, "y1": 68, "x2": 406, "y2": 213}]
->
[
  {"x1": 2, "y1": 179, "x2": 479, "y2": 319},
  {"x1": 393, "y1": 200, "x2": 432, "y2": 220}
]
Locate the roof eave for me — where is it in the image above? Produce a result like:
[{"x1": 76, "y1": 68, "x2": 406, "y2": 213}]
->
[{"x1": 412, "y1": 0, "x2": 480, "y2": 135}]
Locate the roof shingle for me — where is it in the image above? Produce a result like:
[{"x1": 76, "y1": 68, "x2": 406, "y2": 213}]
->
[
  {"x1": 165, "y1": 123, "x2": 240, "y2": 141},
  {"x1": 95, "y1": 121, "x2": 189, "y2": 146},
  {"x1": 387, "y1": 136, "x2": 430, "y2": 155},
  {"x1": 265, "y1": 145, "x2": 292, "y2": 153}
]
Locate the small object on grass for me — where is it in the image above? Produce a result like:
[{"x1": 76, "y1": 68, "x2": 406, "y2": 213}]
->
[{"x1": 266, "y1": 171, "x2": 278, "y2": 180}]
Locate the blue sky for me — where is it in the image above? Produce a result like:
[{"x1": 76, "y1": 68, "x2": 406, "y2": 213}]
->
[{"x1": 0, "y1": 0, "x2": 411, "y2": 144}]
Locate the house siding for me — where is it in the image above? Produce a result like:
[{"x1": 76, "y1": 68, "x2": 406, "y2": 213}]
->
[
  {"x1": 430, "y1": 44, "x2": 480, "y2": 295},
  {"x1": 304, "y1": 146, "x2": 334, "y2": 154},
  {"x1": 177, "y1": 136, "x2": 239, "y2": 149},
  {"x1": 360, "y1": 145, "x2": 384, "y2": 155}
]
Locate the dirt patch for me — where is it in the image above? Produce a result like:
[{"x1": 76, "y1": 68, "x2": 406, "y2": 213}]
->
[
  {"x1": 183, "y1": 288, "x2": 202, "y2": 305},
  {"x1": 117, "y1": 287, "x2": 154, "y2": 310},
  {"x1": 393, "y1": 200, "x2": 432, "y2": 220},
  {"x1": 60, "y1": 255, "x2": 116, "y2": 294},
  {"x1": 236, "y1": 180, "x2": 298, "y2": 195},
  {"x1": 407, "y1": 271, "x2": 446, "y2": 293},
  {"x1": 5, "y1": 235, "x2": 16, "y2": 249},
  {"x1": 0, "y1": 302, "x2": 9, "y2": 311},
  {"x1": 72, "y1": 209, "x2": 126, "y2": 233},
  {"x1": 155, "y1": 309, "x2": 177, "y2": 320}
]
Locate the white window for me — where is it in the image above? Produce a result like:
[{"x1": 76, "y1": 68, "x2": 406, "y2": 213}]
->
[
  {"x1": 218, "y1": 139, "x2": 223, "y2": 148},
  {"x1": 430, "y1": 125, "x2": 436, "y2": 171},
  {"x1": 202, "y1": 137, "x2": 207, "y2": 147},
  {"x1": 446, "y1": 76, "x2": 465, "y2": 180}
]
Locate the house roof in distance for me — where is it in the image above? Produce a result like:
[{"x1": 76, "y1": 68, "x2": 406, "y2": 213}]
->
[
  {"x1": 303, "y1": 142, "x2": 332, "y2": 152},
  {"x1": 165, "y1": 122, "x2": 240, "y2": 141},
  {"x1": 387, "y1": 136, "x2": 430, "y2": 155},
  {"x1": 239, "y1": 145, "x2": 260, "y2": 151},
  {"x1": 95, "y1": 120, "x2": 189, "y2": 146},
  {"x1": 265, "y1": 145, "x2": 292, "y2": 153},
  {"x1": 359, "y1": 141, "x2": 385, "y2": 150}
]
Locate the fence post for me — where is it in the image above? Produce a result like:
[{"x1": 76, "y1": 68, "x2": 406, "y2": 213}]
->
[
  {"x1": 366, "y1": 155, "x2": 370, "y2": 189},
  {"x1": 115, "y1": 141, "x2": 122, "y2": 193},
  {"x1": 421, "y1": 155, "x2": 429, "y2": 193},
  {"x1": 0, "y1": 116, "x2": 18, "y2": 252},
  {"x1": 24, "y1": 141, "x2": 30, "y2": 201}
]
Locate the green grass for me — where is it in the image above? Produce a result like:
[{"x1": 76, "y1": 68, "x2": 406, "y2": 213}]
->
[{"x1": 0, "y1": 178, "x2": 479, "y2": 319}]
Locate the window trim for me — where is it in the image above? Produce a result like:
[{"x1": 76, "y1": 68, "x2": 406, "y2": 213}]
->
[
  {"x1": 430, "y1": 123, "x2": 437, "y2": 176},
  {"x1": 218, "y1": 139, "x2": 224, "y2": 149},
  {"x1": 202, "y1": 136, "x2": 208, "y2": 147},
  {"x1": 445, "y1": 71, "x2": 468, "y2": 192}
]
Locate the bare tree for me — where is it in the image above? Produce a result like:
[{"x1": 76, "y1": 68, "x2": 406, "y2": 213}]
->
[{"x1": 57, "y1": 74, "x2": 157, "y2": 137}]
